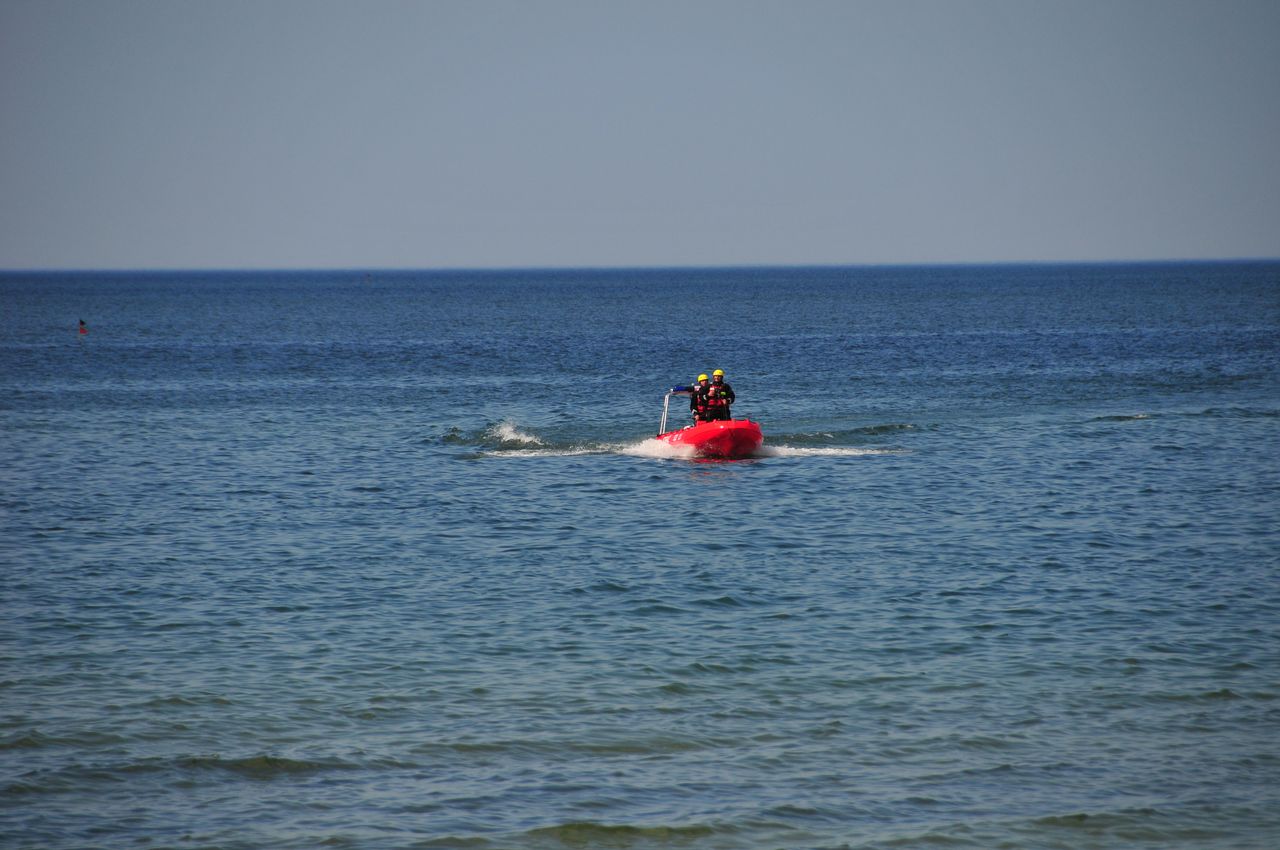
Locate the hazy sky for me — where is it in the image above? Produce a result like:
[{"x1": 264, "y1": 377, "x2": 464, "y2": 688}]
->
[{"x1": 2, "y1": 0, "x2": 1278, "y2": 269}]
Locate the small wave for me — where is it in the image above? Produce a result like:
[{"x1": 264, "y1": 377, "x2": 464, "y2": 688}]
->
[
  {"x1": 175, "y1": 754, "x2": 361, "y2": 779},
  {"x1": 1195, "y1": 406, "x2": 1280, "y2": 419},
  {"x1": 569, "y1": 581, "x2": 630, "y2": 594},
  {"x1": 442, "y1": 420, "x2": 553, "y2": 450},
  {"x1": 1090, "y1": 407, "x2": 1279, "y2": 423},
  {"x1": 1033, "y1": 810, "x2": 1160, "y2": 831},
  {"x1": 1146, "y1": 687, "x2": 1244, "y2": 703},
  {"x1": 439, "y1": 426, "x2": 469, "y2": 445},
  {"x1": 519, "y1": 820, "x2": 719, "y2": 845},
  {"x1": 7, "y1": 752, "x2": 366, "y2": 794},
  {"x1": 137, "y1": 693, "x2": 234, "y2": 708},
  {"x1": 440, "y1": 420, "x2": 614, "y2": 457},
  {"x1": 408, "y1": 735, "x2": 724, "y2": 758},
  {"x1": 693, "y1": 594, "x2": 748, "y2": 608},
  {"x1": 1016, "y1": 803, "x2": 1261, "y2": 845},
  {"x1": 853, "y1": 422, "x2": 917, "y2": 435},
  {"x1": 772, "y1": 423, "x2": 918, "y2": 444},
  {"x1": 1, "y1": 729, "x2": 127, "y2": 750},
  {"x1": 487, "y1": 421, "x2": 545, "y2": 446}
]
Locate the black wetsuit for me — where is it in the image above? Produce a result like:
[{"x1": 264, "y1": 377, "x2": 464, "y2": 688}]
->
[
  {"x1": 690, "y1": 382, "x2": 711, "y2": 421},
  {"x1": 703, "y1": 379, "x2": 735, "y2": 421}
]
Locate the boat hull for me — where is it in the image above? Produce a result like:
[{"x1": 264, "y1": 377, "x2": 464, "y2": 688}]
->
[{"x1": 656, "y1": 419, "x2": 763, "y2": 459}]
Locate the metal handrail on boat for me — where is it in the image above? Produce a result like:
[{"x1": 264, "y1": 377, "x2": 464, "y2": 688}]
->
[{"x1": 658, "y1": 387, "x2": 693, "y2": 436}]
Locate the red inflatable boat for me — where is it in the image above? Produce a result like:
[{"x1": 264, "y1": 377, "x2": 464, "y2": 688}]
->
[{"x1": 654, "y1": 387, "x2": 764, "y2": 459}]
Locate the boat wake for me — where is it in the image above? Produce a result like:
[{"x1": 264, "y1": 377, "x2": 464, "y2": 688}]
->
[
  {"x1": 474, "y1": 422, "x2": 614, "y2": 457},
  {"x1": 440, "y1": 421, "x2": 904, "y2": 460},
  {"x1": 482, "y1": 446, "x2": 605, "y2": 458},
  {"x1": 486, "y1": 421, "x2": 546, "y2": 447},
  {"x1": 440, "y1": 421, "x2": 608, "y2": 458},
  {"x1": 618, "y1": 438, "x2": 700, "y2": 459},
  {"x1": 621, "y1": 440, "x2": 897, "y2": 459},
  {"x1": 757, "y1": 444, "x2": 901, "y2": 457}
]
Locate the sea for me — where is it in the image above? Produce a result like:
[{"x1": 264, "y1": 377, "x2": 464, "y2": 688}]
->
[{"x1": 1, "y1": 262, "x2": 1278, "y2": 850}]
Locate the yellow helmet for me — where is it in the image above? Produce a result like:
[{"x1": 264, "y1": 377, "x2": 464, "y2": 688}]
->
[
  {"x1": 697, "y1": 374, "x2": 708, "y2": 382},
  {"x1": 712, "y1": 369, "x2": 724, "y2": 377}
]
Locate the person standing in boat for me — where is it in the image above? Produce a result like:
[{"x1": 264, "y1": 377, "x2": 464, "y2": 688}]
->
[
  {"x1": 704, "y1": 369, "x2": 735, "y2": 421},
  {"x1": 690, "y1": 373, "x2": 711, "y2": 422}
]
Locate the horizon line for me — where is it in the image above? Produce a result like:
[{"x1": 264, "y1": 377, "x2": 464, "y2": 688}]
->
[{"x1": 3, "y1": 256, "x2": 1279, "y2": 276}]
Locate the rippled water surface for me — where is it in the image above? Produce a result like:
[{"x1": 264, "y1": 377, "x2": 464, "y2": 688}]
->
[{"x1": 2, "y1": 264, "x2": 1279, "y2": 849}]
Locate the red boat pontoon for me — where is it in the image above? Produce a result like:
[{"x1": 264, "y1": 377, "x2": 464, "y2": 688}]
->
[{"x1": 654, "y1": 386, "x2": 764, "y2": 459}]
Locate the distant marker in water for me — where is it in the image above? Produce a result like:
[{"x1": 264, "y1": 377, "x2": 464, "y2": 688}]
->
[{"x1": 78, "y1": 319, "x2": 88, "y2": 335}]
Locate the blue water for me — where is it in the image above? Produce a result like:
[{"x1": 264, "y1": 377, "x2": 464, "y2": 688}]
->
[{"x1": 2, "y1": 263, "x2": 1278, "y2": 849}]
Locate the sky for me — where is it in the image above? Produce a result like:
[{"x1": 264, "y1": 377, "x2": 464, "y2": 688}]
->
[{"x1": 1, "y1": 0, "x2": 1278, "y2": 269}]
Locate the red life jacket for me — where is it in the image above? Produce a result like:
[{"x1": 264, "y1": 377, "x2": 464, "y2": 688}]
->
[{"x1": 706, "y1": 383, "x2": 729, "y2": 408}]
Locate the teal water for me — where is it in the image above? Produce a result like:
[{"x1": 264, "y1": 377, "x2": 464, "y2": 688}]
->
[{"x1": 2, "y1": 263, "x2": 1279, "y2": 849}]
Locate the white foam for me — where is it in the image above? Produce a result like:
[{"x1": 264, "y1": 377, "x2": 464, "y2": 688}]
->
[
  {"x1": 484, "y1": 447, "x2": 603, "y2": 458},
  {"x1": 487, "y1": 421, "x2": 545, "y2": 446},
  {"x1": 617, "y1": 439, "x2": 896, "y2": 460},
  {"x1": 756, "y1": 444, "x2": 901, "y2": 457},
  {"x1": 617, "y1": 438, "x2": 700, "y2": 459},
  {"x1": 473, "y1": 427, "x2": 901, "y2": 461}
]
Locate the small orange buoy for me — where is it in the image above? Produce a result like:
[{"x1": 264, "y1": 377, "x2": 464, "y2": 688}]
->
[{"x1": 78, "y1": 319, "x2": 88, "y2": 335}]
